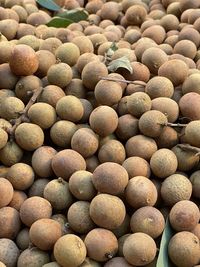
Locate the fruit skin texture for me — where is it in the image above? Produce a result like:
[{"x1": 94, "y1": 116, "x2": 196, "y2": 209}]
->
[
  {"x1": 0, "y1": 177, "x2": 13, "y2": 208},
  {"x1": 185, "y1": 121, "x2": 200, "y2": 147},
  {"x1": 179, "y1": 92, "x2": 200, "y2": 120},
  {"x1": 168, "y1": 231, "x2": 200, "y2": 267},
  {"x1": 169, "y1": 200, "x2": 200, "y2": 232},
  {"x1": 0, "y1": 238, "x2": 20, "y2": 267},
  {"x1": 29, "y1": 218, "x2": 62, "y2": 251},
  {"x1": 161, "y1": 174, "x2": 192, "y2": 206},
  {"x1": 54, "y1": 234, "x2": 87, "y2": 267},
  {"x1": 84, "y1": 228, "x2": 118, "y2": 262},
  {"x1": 123, "y1": 233, "x2": 157, "y2": 266},
  {"x1": 9, "y1": 44, "x2": 39, "y2": 76}
]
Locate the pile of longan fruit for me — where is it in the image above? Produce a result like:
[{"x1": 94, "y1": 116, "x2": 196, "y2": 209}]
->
[{"x1": 1, "y1": 0, "x2": 200, "y2": 266}]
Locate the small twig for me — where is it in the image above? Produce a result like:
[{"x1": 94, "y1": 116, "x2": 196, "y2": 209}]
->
[
  {"x1": 7, "y1": 87, "x2": 43, "y2": 138},
  {"x1": 159, "y1": 122, "x2": 188, "y2": 127},
  {"x1": 100, "y1": 76, "x2": 146, "y2": 86},
  {"x1": 177, "y1": 144, "x2": 200, "y2": 156}
]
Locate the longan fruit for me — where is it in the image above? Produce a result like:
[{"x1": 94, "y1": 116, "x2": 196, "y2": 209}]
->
[
  {"x1": 179, "y1": 92, "x2": 200, "y2": 120},
  {"x1": 116, "y1": 114, "x2": 139, "y2": 141},
  {"x1": 169, "y1": 200, "x2": 200, "y2": 231},
  {"x1": 9, "y1": 44, "x2": 39, "y2": 76},
  {"x1": 84, "y1": 228, "x2": 118, "y2": 262},
  {"x1": 28, "y1": 178, "x2": 49, "y2": 198},
  {"x1": 90, "y1": 194, "x2": 126, "y2": 230},
  {"x1": 168, "y1": 231, "x2": 200, "y2": 267},
  {"x1": 0, "y1": 206, "x2": 21, "y2": 239},
  {"x1": 54, "y1": 234, "x2": 87, "y2": 267},
  {"x1": 0, "y1": 238, "x2": 20, "y2": 267},
  {"x1": 69, "y1": 170, "x2": 96, "y2": 201},
  {"x1": 127, "y1": 92, "x2": 152, "y2": 118},
  {"x1": 55, "y1": 42, "x2": 80, "y2": 66},
  {"x1": 67, "y1": 201, "x2": 95, "y2": 234},
  {"x1": 38, "y1": 85, "x2": 65, "y2": 108},
  {"x1": 123, "y1": 233, "x2": 157, "y2": 266},
  {"x1": 122, "y1": 156, "x2": 151, "y2": 178},
  {"x1": 89, "y1": 105, "x2": 118, "y2": 137},
  {"x1": 15, "y1": 123, "x2": 44, "y2": 151},
  {"x1": 150, "y1": 148, "x2": 178, "y2": 178},
  {"x1": 190, "y1": 170, "x2": 200, "y2": 199},
  {"x1": 76, "y1": 52, "x2": 99, "y2": 73},
  {"x1": 161, "y1": 174, "x2": 192, "y2": 206},
  {"x1": 9, "y1": 190, "x2": 27, "y2": 211},
  {"x1": 0, "y1": 19, "x2": 18, "y2": 40},
  {"x1": 6, "y1": 163, "x2": 34, "y2": 190},
  {"x1": 156, "y1": 126, "x2": 179, "y2": 149},
  {"x1": 56, "y1": 95, "x2": 84, "y2": 122},
  {"x1": 43, "y1": 178, "x2": 73, "y2": 211},
  {"x1": 51, "y1": 149, "x2": 86, "y2": 181},
  {"x1": 18, "y1": 35, "x2": 40, "y2": 51},
  {"x1": 185, "y1": 120, "x2": 200, "y2": 147},
  {"x1": 174, "y1": 40, "x2": 197, "y2": 59},
  {"x1": 0, "y1": 96, "x2": 24, "y2": 121},
  {"x1": 0, "y1": 141, "x2": 24, "y2": 167},
  {"x1": 30, "y1": 218, "x2": 62, "y2": 251},
  {"x1": 19, "y1": 196, "x2": 52, "y2": 227},
  {"x1": 125, "y1": 5, "x2": 147, "y2": 25},
  {"x1": 142, "y1": 25, "x2": 166, "y2": 44},
  {"x1": 71, "y1": 128, "x2": 99, "y2": 158},
  {"x1": 0, "y1": 41, "x2": 15, "y2": 64},
  {"x1": 0, "y1": 128, "x2": 8, "y2": 150},
  {"x1": 125, "y1": 135, "x2": 158, "y2": 160},
  {"x1": 47, "y1": 63, "x2": 73, "y2": 88},
  {"x1": 0, "y1": 63, "x2": 18, "y2": 90},
  {"x1": 35, "y1": 50, "x2": 56, "y2": 78},
  {"x1": 92, "y1": 162, "x2": 128, "y2": 195},
  {"x1": 72, "y1": 35, "x2": 94, "y2": 54},
  {"x1": 0, "y1": 177, "x2": 13, "y2": 208},
  {"x1": 65, "y1": 78, "x2": 87, "y2": 99},
  {"x1": 125, "y1": 176, "x2": 158, "y2": 209},
  {"x1": 130, "y1": 206, "x2": 165, "y2": 239}
]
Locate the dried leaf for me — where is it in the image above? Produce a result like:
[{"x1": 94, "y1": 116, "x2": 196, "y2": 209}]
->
[{"x1": 108, "y1": 56, "x2": 133, "y2": 73}]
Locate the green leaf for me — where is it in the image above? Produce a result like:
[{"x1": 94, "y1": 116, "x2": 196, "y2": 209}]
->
[
  {"x1": 57, "y1": 9, "x2": 88, "y2": 22},
  {"x1": 156, "y1": 218, "x2": 174, "y2": 267},
  {"x1": 106, "y1": 42, "x2": 118, "y2": 57},
  {"x1": 108, "y1": 56, "x2": 133, "y2": 73},
  {"x1": 46, "y1": 17, "x2": 73, "y2": 28},
  {"x1": 36, "y1": 0, "x2": 60, "y2": 11}
]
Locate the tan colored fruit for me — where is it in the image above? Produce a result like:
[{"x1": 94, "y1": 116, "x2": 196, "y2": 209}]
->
[
  {"x1": 123, "y1": 233, "x2": 157, "y2": 266},
  {"x1": 122, "y1": 156, "x2": 151, "y2": 178},
  {"x1": 9, "y1": 44, "x2": 39, "y2": 75},
  {"x1": 0, "y1": 206, "x2": 21, "y2": 239},
  {"x1": 47, "y1": 63, "x2": 72, "y2": 88},
  {"x1": 125, "y1": 5, "x2": 147, "y2": 25},
  {"x1": 0, "y1": 238, "x2": 19, "y2": 267},
  {"x1": 92, "y1": 162, "x2": 128, "y2": 195},
  {"x1": 191, "y1": 224, "x2": 200, "y2": 240},
  {"x1": 15, "y1": 123, "x2": 44, "y2": 151},
  {"x1": 65, "y1": 78, "x2": 86, "y2": 99},
  {"x1": 98, "y1": 140, "x2": 125, "y2": 164},
  {"x1": 158, "y1": 59, "x2": 189, "y2": 86},
  {"x1": 125, "y1": 135, "x2": 158, "y2": 160},
  {"x1": 121, "y1": 61, "x2": 150, "y2": 82},
  {"x1": 55, "y1": 43, "x2": 80, "y2": 66},
  {"x1": 169, "y1": 200, "x2": 200, "y2": 231},
  {"x1": 79, "y1": 99, "x2": 93, "y2": 123},
  {"x1": 72, "y1": 36, "x2": 94, "y2": 54},
  {"x1": 76, "y1": 53, "x2": 99, "y2": 73},
  {"x1": 28, "y1": 178, "x2": 50, "y2": 197},
  {"x1": 90, "y1": 194, "x2": 126, "y2": 230},
  {"x1": 0, "y1": 41, "x2": 15, "y2": 64},
  {"x1": 51, "y1": 149, "x2": 86, "y2": 181},
  {"x1": 69, "y1": 170, "x2": 96, "y2": 201},
  {"x1": 16, "y1": 228, "x2": 29, "y2": 250},
  {"x1": 145, "y1": 76, "x2": 174, "y2": 99},
  {"x1": 9, "y1": 190, "x2": 27, "y2": 211},
  {"x1": 142, "y1": 47, "x2": 168, "y2": 74},
  {"x1": 116, "y1": 114, "x2": 139, "y2": 141},
  {"x1": 17, "y1": 247, "x2": 50, "y2": 267},
  {"x1": 0, "y1": 128, "x2": 8, "y2": 150},
  {"x1": 118, "y1": 234, "x2": 131, "y2": 257},
  {"x1": 89, "y1": 106, "x2": 118, "y2": 137},
  {"x1": 0, "y1": 63, "x2": 18, "y2": 90},
  {"x1": 56, "y1": 95, "x2": 83, "y2": 122},
  {"x1": 182, "y1": 74, "x2": 200, "y2": 95},
  {"x1": 174, "y1": 40, "x2": 197, "y2": 59},
  {"x1": 43, "y1": 262, "x2": 60, "y2": 267},
  {"x1": 130, "y1": 206, "x2": 165, "y2": 238},
  {"x1": 35, "y1": 50, "x2": 56, "y2": 78},
  {"x1": 29, "y1": 218, "x2": 62, "y2": 251},
  {"x1": 0, "y1": 177, "x2": 13, "y2": 208},
  {"x1": 11, "y1": 5, "x2": 28, "y2": 22},
  {"x1": 94, "y1": 80, "x2": 122, "y2": 106},
  {"x1": 20, "y1": 196, "x2": 52, "y2": 227},
  {"x1": 179, "y1": 93, "x2": 200, "y2": 120},
  {"x1": 6, "y1": 163, "x2": 34, "y2": 190},
  {"x1": 43, "y1": 178, "x2": 73, "y2": 211},
  {"x1": 112, "y1": 214, "x2": 131, "y2": 238},
  {"x1": 0, "y1": 19, "x2": 18, "y2": 40},
  {"x1": 190, "y1": 171, "x2": 200, "y2": 199},
  {"x1": 0, "y1": 141, "x2": 23, "y2": 167},
  {"x1": 18, "y1": 35, "x2": 39, "y2": 51},
  {"x1": 82, "y1": 61, "x2": 108, "y2": 90},
  {"x1": 15, "y1": 75, "x2": 42, "y2": 104},
  {"x1": 38, "y1": 85, "x2": 65, "y2": 108},
  {"x1": 179, "y1": 27, "x2": 200, "y2": 47},
  {"x1": 104, "y1": 257, "x2": 133, "y2": 267},
  {"x1": 150, "y1": 148, "x2": 178, "y2": 178},
  {"x1": 185, "y1": 121, "x2": 200, "y2": 147},
  {"x1": 168, "y1": 231, "x2": 200, "y2": 267},
  {"x1": 142, "y1": 25, "x2": 166, "y2": 44},
  {"x1": 84, "y1": 228, "x2": 118, "y2": 262},
  {"x1": 161, "y1": 174, "x2": 192, "y2": 206},
  {"x1": 172, "y1": 145, "x2": 199, "y2": 171},
  {"x1": 31, "y1": 146, "x2": 57, "y2": 178},
  {"x1": 127, "y1": 92, "x2": 152, "y2": 118},
  {"x1": 160, "y1": 14, "x2": 179, "y2": 31},
  {"x1": 54, "y1": 234, "x2": 87, "y2": 267},
  {"x1": 71, "y1": 128, "x2": 99, "y2": 158},
  {"x1": 67, "y1": 201, "x2": 95, "y2": 234},
  {"x1": 0, "y1": 96, "x2": 24, "y2": 121},
  {"x1": 125, "y1": 176, "x2": 158, "y2": 208},
  {"x1": 16, "y1": 23, "x2": 35, "y2": 38}
]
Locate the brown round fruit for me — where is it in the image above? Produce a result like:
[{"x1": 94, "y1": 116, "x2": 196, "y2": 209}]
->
[
  {"x1": 122, "y1": 156, "x2": 151, "y2": 178},
  {"x1": 47, "y1": 63, "x2": 73, "y2": 88},
  {"x1": 0, "y1": 177, "x2": 13, "y2": 208},
  {"x1": 127, "y1": 92, "x2": 152, "y2": 118},
  {"x1": 0, "y1": 238, "x2": 20, "y2": 267}
]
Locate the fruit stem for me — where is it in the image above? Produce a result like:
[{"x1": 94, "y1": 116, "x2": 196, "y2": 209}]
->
[
  {"x1": 100, "y1": 76, "x2": 146, "y2": 86},
  {"x1": 58, "y1": 177, "x2": 65, "y2": 184},
  {"x1": 7, "y1": 87, "x2": 43, "y2": 139},
  {"x1": 177, "y1": 144, "x2": 200, "y2": 156},
  {"x1": 106, "y1": 253, "x2": 114, "y2": 259},
  {"x1": 160, "y1": 122, "x2": 188, "y2": 127}
]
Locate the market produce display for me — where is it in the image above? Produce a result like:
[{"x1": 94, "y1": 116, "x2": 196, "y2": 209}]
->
[{"x1": 1, "y1": 0, "x2": 200, "y2": 266}]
